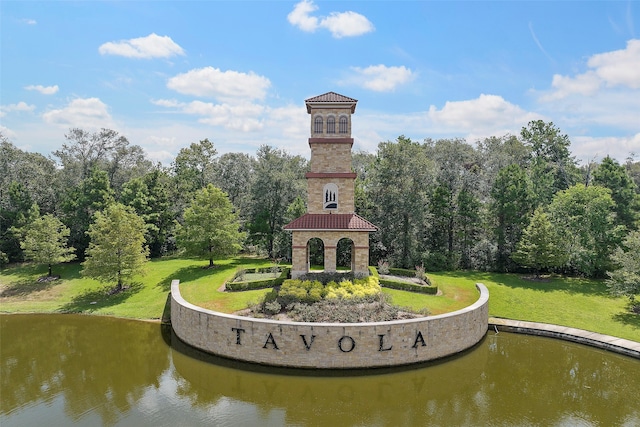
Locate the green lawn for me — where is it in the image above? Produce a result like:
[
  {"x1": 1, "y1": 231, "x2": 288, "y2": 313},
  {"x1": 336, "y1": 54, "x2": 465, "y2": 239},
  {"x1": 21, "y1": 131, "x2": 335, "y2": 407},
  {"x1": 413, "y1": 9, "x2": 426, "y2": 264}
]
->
[
  {"x1": 1, "y1": 258, "x2": 638, "y2": 341},
  {"x1": 0, "y1": 257, "x2": 271, "y2": 319}
]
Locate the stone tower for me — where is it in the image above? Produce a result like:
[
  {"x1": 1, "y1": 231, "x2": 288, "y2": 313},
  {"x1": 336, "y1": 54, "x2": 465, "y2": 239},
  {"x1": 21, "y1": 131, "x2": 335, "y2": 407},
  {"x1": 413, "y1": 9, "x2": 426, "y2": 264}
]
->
[{"x1": 284, "y1": 92, "x2": 377, "y2": 278}]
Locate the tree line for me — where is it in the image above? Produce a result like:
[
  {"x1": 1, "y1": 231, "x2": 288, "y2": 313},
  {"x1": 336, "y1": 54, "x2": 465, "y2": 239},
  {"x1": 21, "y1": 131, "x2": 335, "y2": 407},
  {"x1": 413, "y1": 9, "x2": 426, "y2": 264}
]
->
[{"x1": 1, "y1": 121, "x2": 639, "y2": 299}]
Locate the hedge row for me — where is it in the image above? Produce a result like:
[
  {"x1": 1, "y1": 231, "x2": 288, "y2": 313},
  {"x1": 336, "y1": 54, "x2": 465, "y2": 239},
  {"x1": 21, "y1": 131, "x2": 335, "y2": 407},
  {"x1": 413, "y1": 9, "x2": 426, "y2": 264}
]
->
[
  {"x1": 371, "y1": 266, "x2": 438, "y2": 294},
  {"x1": 379, "y1": 277, "x2": 438, "y2": 295},
  {"x1": 388, "y1": 267, "x2": 417, "y2": 277},
  {"x1": 225, "y1": 267, "x2": 291, "y2": 291}
]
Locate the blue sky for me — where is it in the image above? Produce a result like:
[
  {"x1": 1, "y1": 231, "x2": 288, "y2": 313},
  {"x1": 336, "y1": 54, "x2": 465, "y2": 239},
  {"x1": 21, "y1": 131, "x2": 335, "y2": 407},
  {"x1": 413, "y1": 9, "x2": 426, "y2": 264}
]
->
[{"x1": 1, "y1": 1, "x2": 639, "y2": 165}]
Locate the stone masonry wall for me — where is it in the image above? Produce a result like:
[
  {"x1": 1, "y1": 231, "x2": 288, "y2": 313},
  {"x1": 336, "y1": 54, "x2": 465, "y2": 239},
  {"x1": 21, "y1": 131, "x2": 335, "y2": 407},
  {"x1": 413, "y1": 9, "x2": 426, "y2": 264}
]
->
[
  {"x1": 171, "y1": 281, "x2": 489, "y2": 369},
  {"x1": 309, "y1": 143, "x2": 352, "y2": 173},
  {"x1": 307, "y1": 178, "x2": 355, "y2": 213},
  {"x1": 291, "y1": 230, "x2": 370, "y2": 276},
  {"x1": 310, "y1": 108, "x2": 352, "y2": 136}
]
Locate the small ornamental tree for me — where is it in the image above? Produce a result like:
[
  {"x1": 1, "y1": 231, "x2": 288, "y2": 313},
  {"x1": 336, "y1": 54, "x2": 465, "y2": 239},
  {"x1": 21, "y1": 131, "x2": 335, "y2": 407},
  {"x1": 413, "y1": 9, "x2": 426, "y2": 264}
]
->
[
  {"x1": 607, "y1": 231, "x2": 640, "y2": 302},
  {"x1": 20, "y1": 212, "x2": 76, "y2": 277},
  {"x1": 176, "y1": 184, "x2": 245, "y2": 268},
  {"x1": 512, "y1": 208, "x2": 566, "y2": 278},
  {"x1": 82, "y1": 203, "x2": 149, "y2": 291}
]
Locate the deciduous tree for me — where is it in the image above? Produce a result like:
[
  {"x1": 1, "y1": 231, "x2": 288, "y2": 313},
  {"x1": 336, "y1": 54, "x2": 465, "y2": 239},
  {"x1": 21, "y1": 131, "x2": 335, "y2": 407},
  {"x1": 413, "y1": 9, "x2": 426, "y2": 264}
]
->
[
  {"x1": 548, "y1": 184, "x2": 624, "y2": 277},
  {"x1": 593, "y1": 155, "x2": 639, "y2": 231},
  {"x1": 248, "y1": 146, "x2": 307, "y2": 258},
  {"x1": 176, "y1": 184, "x2": 245, "y2": 267},
  {"x1": 82, "y1": 203, "x2": 148, "y2": 291},
  {"x1": 607, "y1": 230, "x2": 640, "y2": 302},
  {"x1": 368, "y1": 136, "x2": 434, "y2": 268},
  {"x1": 20, "y1": 207, "x2": 76, "y2": 277},
  {"x1": 520, "y1": 120, "x2": 579, "y2": 206}
]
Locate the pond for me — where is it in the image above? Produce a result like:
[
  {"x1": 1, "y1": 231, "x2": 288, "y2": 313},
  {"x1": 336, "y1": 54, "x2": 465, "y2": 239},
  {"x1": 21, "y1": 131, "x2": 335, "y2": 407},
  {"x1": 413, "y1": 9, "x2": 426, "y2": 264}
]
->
[{"x1": 1, "y1": 314, "x2": 638, "y2": 426}]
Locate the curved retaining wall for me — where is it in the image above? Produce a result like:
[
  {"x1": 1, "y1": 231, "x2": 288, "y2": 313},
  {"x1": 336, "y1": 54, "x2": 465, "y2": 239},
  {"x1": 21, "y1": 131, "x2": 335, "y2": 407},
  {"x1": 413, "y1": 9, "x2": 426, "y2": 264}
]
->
[{"x1": 170, "y1": 281, "x2": 489, "y2": 369}]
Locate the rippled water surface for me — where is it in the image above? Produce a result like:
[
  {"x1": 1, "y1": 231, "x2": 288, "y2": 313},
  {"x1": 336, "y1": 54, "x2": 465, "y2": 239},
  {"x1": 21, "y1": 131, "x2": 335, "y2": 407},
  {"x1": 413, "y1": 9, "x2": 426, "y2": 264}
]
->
[{"x1": 1, "y1": 314, "x2": 638, "y2": 426}]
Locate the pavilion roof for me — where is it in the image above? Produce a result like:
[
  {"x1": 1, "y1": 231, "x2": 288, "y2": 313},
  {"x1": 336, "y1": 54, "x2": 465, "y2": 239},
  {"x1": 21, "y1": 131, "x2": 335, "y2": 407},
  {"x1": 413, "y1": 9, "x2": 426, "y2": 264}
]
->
[
  {"x1": 284, "y1": 213, "x2": 377, "y2": 231},
  {"x1": 305, "y1": 92, "x2": 357, "y2": 113}
]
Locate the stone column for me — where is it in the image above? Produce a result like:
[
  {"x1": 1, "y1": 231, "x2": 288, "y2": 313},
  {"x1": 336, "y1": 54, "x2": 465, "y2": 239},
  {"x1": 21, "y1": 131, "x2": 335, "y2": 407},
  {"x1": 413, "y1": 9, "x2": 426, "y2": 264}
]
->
[
  {"x1": 354, "y1": 245, "x2": 370, "y2": 276},
  {"x1": 291, "y1": 232, "x2": 308, "y2": 278},
  {"x1": 324, "y1": 245, "x2": 337, "y2": 273}
]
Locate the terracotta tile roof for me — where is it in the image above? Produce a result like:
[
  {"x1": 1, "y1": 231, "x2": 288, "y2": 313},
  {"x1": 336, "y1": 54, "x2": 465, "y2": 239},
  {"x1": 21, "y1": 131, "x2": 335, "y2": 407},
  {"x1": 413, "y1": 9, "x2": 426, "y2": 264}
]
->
[
  {"x1": 284, "y1": 213, "x2": 378, "y2": 231},
  {"x1": 305, "y1": 92, "x2": 357, "y2": 113}
]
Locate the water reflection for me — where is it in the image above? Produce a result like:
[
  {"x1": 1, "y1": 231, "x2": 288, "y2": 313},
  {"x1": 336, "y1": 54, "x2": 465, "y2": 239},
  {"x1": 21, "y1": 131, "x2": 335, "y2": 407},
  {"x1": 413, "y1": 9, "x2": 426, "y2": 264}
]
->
[{"x1": 1, "y1": 314, "x2": 638, "y2": 426}]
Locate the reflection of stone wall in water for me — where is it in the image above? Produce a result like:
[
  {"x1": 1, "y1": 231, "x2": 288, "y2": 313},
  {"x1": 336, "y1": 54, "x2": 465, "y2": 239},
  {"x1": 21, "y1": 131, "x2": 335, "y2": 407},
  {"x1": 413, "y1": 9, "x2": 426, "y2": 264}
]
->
[
  {"x1": 170, "y1": 329, "x2": 640, "y2": 427},
  {"x1": 170, "y1": 326, "x2": 489, "y2": 426},
  {"x1": 170, "y1": 281, "x2": 489, "y2": 369}
]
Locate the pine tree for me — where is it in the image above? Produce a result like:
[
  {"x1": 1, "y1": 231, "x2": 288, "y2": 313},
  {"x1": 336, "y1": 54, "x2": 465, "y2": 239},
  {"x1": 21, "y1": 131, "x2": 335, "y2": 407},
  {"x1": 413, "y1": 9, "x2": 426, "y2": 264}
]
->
[{"x1": 512, "y1": 208, "x2": 566, "y2": 278}]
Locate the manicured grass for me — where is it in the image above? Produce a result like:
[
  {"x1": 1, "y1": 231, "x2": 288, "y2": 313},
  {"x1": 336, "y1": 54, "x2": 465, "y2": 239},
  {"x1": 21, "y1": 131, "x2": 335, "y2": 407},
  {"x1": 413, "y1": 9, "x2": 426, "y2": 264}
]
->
[
  {"x1": 0, "y1": 257, "x2": 272, "y2": 319},
  {"x1": 425, "y1": 271, "x2": 639, "y2": 342},
  {"x1": 1, "y1": 258, "x2": 638, "y2": 342}
]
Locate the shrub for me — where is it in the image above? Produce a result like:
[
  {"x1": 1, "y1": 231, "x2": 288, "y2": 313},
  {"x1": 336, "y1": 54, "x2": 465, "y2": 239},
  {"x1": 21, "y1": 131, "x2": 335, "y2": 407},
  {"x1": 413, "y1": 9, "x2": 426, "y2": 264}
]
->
[
  {"x1": 278, "y1": 279, "x2": 325, "y2": 305},
  {"x1": 377, "y1": 259, "x2": 390, "y2": 275},
  {"x1": 263, "y1": 300, "x2": 282, "y2": 315},
  {"x1": 287, "y1": 293, "x2": 402, "y2": 322}
]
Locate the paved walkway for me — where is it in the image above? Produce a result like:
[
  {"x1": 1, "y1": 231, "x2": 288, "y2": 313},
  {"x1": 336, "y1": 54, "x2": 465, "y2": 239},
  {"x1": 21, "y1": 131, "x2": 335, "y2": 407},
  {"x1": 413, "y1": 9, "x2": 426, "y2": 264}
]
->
[{"x1": 488, "y1": 317, "x2": 640, "y2": 360}]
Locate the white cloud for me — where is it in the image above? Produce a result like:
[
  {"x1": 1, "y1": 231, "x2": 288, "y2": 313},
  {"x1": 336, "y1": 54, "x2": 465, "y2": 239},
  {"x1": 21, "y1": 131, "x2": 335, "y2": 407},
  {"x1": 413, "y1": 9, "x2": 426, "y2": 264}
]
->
[
  {"x1": 166, "y1": 67, "x2": 271, "y2": 102},
  {"x1": 589, "y1": 39, "x2": 640, "y2": 88},
  {"x1": 25, "y1": 84, "x2": 59, "y2": 95},
  {"x1": 541, "y1": 72, "x2": 601, "y2": 102},
  {"x1": 321, "y1": 11, "x2": 375, "y2": 38},
  {"x1": 154, "y1": 98, "x2": 266, "y2": 132},
  {"x1": 349, "y1": 65, "x2": 414, "y2": 92},
  {"x1": 98, "y1": 33, "x2": 185, "y2": 59},
  {"x1": 428, "y1": 94, "x2": 540, "y2": 132},
  {"x1": 288, "y1": 0, "x2": 374, "y2": 38},
  {"x1": 42, "y1": 97, "x2": 113, "y2": 128},
  {"x1": 20, "y1": 18, "x2": 37, "y2": 25},
  {"x1": 541, "y1": 39, "x2": 640, "y2": 101},
  {"x1": 287, "y1": 0, "x2": 319, "y2": 32},
  {"x1": 571, "y1": 134, "x2": 640, "y2": 162},
  {"x1": 0, "y1": 102, "x2": 36, "y2": 117}
]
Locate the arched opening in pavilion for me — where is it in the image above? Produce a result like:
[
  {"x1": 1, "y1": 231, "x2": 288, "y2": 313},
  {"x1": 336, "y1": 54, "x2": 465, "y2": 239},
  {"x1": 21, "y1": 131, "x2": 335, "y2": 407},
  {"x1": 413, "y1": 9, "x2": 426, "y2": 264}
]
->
[
  {"x1": 337, "y1": 237, "x2": 355, "y2": 272},
  {"x1": 306, "y1": 237, "x2": 324, "y2": 272}
]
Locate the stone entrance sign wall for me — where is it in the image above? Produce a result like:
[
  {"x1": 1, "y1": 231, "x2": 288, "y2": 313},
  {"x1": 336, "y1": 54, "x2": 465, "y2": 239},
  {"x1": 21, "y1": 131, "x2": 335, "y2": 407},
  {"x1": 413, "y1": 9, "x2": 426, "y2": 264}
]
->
[{"x1": 171, "y1": 281, "x2": 489, "y2": 369}]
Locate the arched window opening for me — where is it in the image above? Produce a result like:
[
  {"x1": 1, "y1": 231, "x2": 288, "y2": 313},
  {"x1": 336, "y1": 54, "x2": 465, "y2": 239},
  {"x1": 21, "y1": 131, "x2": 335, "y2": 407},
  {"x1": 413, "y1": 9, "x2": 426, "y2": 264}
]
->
[
  {"x1": 337, "y1": 237, "x2": 354, "y2": 270},
  {"x1": 314, "y1": 116, "x2": 323, "y2": 134},
  {"x1": 339, "y1": 116, "x2": 348, "y2": 134},
  {"x1": 327, "y1": 116, "x2": 336, "y2": 134},
  {"x1": 323, "y1": 183, "x2": 338, "y2": 210},
  {"x1": 307, "y1": 238, "x2": 324, "y2": 270}
]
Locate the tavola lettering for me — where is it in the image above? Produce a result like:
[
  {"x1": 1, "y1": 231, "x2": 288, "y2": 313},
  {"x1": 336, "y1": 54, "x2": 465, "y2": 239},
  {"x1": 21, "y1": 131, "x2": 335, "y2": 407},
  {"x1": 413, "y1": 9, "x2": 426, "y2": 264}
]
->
[
  {"x1": 231, "y1": 327, "x2": 245, "y2": 345},
  {"x1": 263, "y1": 333, "x2": 279, "y2": 350},
  {"x1": 300, "y1": 334, "x2": 316, "y2": 351}
]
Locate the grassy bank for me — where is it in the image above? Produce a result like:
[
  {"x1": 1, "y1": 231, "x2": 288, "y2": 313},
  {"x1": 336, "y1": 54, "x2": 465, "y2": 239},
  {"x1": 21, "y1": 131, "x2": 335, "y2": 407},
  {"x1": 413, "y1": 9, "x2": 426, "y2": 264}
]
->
[{"x1": 1, "y1": 257, "x2": 638, "y2": 341}]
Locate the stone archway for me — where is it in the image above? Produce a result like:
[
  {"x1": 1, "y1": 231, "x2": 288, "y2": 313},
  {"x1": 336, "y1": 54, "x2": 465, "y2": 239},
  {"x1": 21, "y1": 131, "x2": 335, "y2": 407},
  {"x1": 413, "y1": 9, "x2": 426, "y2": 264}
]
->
[
  {"x1": 337, "y1": 237, "x2": 354, "y2": 271},
  {"x1": 306, "y1": 237, "x2": 324, "y2": 272}
]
